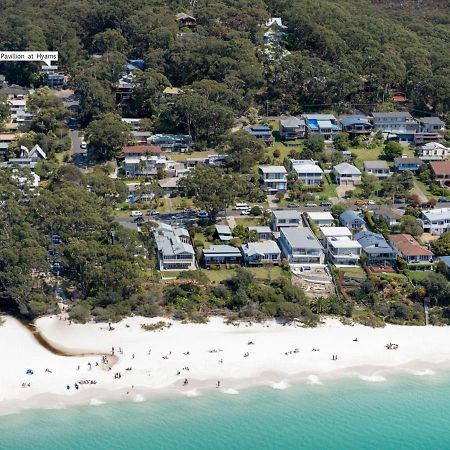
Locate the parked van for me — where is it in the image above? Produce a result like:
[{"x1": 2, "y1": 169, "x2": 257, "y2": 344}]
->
[
  {"x1": 234, "y1": 203, "x2": 250, "y2": 210},
  {"x1": 131, "y1": 210, "x2": 143, "y2": 217}
]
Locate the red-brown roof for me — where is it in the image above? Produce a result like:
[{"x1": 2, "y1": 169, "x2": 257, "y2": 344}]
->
[
  {"x1": 122, "y1": 145, "x2": 161, "y2": 155},
  {"x1": 430, "y1": 161, "x2": 450, "y2": 176},
  {"x1": 388, "y1": 234, "x2": 433, "y2": 257}
]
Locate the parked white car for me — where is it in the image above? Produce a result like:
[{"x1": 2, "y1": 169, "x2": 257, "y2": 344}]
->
[{"x1": 130, "y1": 210, "x2": 143, "y2": 217}]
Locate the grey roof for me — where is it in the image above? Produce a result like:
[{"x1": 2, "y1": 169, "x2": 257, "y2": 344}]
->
[
  {"x1": 203, "y1": 245, "x2": 241, "y2": 257},
  {"x1": 241, "y1": 240, "x2": 281, "y2": 256},
  {"x1": 154, "y1": 225, "x2": 194, "y2": 257},
  {"x1": 394, "y1": 157, "x2": 423, "y2": 166},
  {"x1": 355, "y1": 230, "x2": 394, "y2": 255},
  {"x1": 333, "y1": 163, "x2": 361, "y2": 175},
  {"x1": 215, "y1": 225, "x2": 232, "y2": 235},
  {"x1": 273, "y1": 210, "x2": 301, "y2": 220},
  {"x1": 373, "y1": 206, "x2": 404, "y2": 220},
  {"x1": 259, "y1": 165, "x2": 287, "y2": 174},
  {"x1": 363, "y1": 160, "x2": 389, "y2": 170},
  {"x1": 340, "y1": 116, "x2": 372, "y2": 127},
  {"x1": 419, "y1": 116, "x2": 444, "y2": 125},
  {"x1": 280, "y1": 227, "x2": 322, "y2": 249},
  {"x1": 340, "y1": 210, "x2": 365, "y2": 225},
  {"x1": 372, "y1": 111, "x2": 412, "y2": 119},
  {"x1": 280, "y1": 116, "x2": 305, "y2": 128}
]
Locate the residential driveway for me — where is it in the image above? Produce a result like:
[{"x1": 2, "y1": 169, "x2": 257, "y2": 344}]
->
[{"x1": 412, "y1": 181, "x2": 429, "y2": 204}]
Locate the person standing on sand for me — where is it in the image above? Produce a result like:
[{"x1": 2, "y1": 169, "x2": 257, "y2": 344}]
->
[{"x1": 217, "y1": 381, "x2": 220, "y2": 388}]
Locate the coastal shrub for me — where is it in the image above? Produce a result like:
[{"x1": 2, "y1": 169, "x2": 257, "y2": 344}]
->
[
  {"x1": 353, "y1": 312, "x2": 385, "y2": 328},
  {"x1": 69, "y1": 303, "x2": 91, "y2": 323},
  {"x1": 141, "y1": 321, "x2": 172, "y2": 332}
]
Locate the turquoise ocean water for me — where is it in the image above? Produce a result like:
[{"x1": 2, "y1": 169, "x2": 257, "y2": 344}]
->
[{"x1": 2, "y1": 373, "x2": 450, "y2": 450}]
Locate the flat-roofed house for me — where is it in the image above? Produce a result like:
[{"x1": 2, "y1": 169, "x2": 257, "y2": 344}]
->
[
  {"x1": 363, "y1": 160, "x2": 391, "y2": 179},
  {"x1": 319, "y1": 226, "x2": 352, "y2": 244},
  {"x1": 241, "y1": 241, "x2": 281, "y2": 266},
  {"x1": 371, "y1": 112, "x2": 417, "y2": 133},
  {"x1": 430, "y1": 161, "x2": 450, "y2": 186},
  {"x1": 272, "y1": 210, "x2": 301, "y2": 231},
  {"x1": 419, "y1": 142, "x2": 450, "y2": 161},
  {"x1": 332, "y1": 163, "x2": 362, "y2": 185},
  {"x1": 279, "y1": 116, "x2": 306, "y2": 140},
  {"x1": 203, "y1": 245, "x2": 242, "y2": 267},
  {"x1": 303, "y1": 114, "x2": 341, "y2": 141},
  {"x1": 154, "y1": 224, "x2": 196, "y2": 271},
  {"x1": 420, "y1": 208, "x2": 450, "y2": 235},
  {"x1": 319, "y1": 226, "x2": 361, "y2": 265},
  {"x1": 292, "y1": 160, "x2": 323, "y2": 186},
  {"x1": 388, "y1": 233, "x2": 433, "y2": 266},
  {"x1": 247, "y1": 226, "x2": 272, "y2": 241},
  {"x1": 307, "y1": 211, "x2": 334, "y2": 227},
  {"x1": 278, "y1": 227, "x2": 325, "y2": 264},
  {"x1": 355, "y1": 230, "x2": 396, "y2": 267},
  {"x1": 258, "y1": 165, "x2": 287, "y2": 193}
]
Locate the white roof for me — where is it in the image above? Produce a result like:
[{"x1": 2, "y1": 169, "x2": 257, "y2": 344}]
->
[
  {"x1": 327, "y1": 237, "x2": 362, "y2": 249},
  {"x1": 259, "y1": 165, "x2": 287, "y2": 174},
  {"x1": 320, "y1": 227, "x2": 352, "y2": 238},
  {"x1": 421, "y1": 208, "x2": 450, "y2": 221},
  {"x1": 422, "y1": 142, "x2": 448, "y2": 151},
  {"x1": 307, "y1": 212, "x2": 334, "y2": 221},
  {"x1": 293, "y1": 163, "x2": 323, "y2": 174},
  {"x1": 333, "y1": 163, "x2": 361, "y2": 175},
  {"x1": 317, "y1": 120, "x2": 333, "y2": 128}
]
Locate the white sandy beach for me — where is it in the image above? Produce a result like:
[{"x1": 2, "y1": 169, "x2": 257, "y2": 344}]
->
[{"x1": 1, "y1": 314, "x2": 450, "y2": 415}]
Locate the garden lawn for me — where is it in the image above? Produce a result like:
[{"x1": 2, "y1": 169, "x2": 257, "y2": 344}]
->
[{"x1": 202, "y1": 266, "x2": 286, "y2": 283}]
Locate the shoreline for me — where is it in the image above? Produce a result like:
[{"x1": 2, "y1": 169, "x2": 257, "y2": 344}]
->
[{"x1": 1, "y1": 315, "x2": 450, "y2": 416}]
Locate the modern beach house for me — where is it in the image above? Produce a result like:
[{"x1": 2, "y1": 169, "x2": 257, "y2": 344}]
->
[
  {"x1": 258, "y1": 165, "x2": 288, "y2": 193},
  {"x1": 278, "y1": 227, "x2": 325, "y2": 264}
]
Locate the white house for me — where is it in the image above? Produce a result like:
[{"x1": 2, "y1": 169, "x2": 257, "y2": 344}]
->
[
  {"x1": 272, "y1": 210, "x2": 301, "y2": 231},
  {"x1": 291, "y1": 159, "x2": 323, "y2": 186},
  {"x1": 307, "y1": 211, "x2": 334, "y2": 227},
  {"x1": 420, "y1": 208, "x2": 450, "y2": 235},
  {"x1": 247, "y1": 226, "x2": 272, "y2": 241},
  {"x1": 241, "y1": 240, "x2": 281, "y2": 266},
  {"x1": 320, "y1": 227, "x2": 361, "y2": 266},
  {"x1": 258, "y1": 165, "x2": 287, "y2": 193},
  {"x1": 154, "y1": 224, "x2": 196, "y2": 271},
  {"x1": 419, "y1": 142, "x2": 450, "y2": 161},
  {"x1": 203, "y1": 245, "x2": 242, "y2": 267},
  {"x1": 332, "y1": 163, "x2": 361, "y2": 185},
  {"x1": 278, "y1": 227, "x2": 325, "y2": 264},
  {"x1": 363, "y1": 160, "x2": 391, "y2": 178}
]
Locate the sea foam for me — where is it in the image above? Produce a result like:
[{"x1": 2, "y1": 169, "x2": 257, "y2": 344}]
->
[
  {"x1": 306, "y1": 375, "x2": 322, "y2": 385},
  {"x1": 89, "y1": 398, "x2": 105, "y2": 406},
  {"x1": 223, "y1": 388, "x2": 239, "y2": 395},
  {"x1": 134, "y1": 394, "x2": 145, "y2": 402},
  {"x1": 412, "y1": 368, "x2": 435, "y2": 377},
  {"x1": 271, "y1": 380, "x2": 290, "y2": 390},
  {"x1": 359, "y1": 375, "x2": 386, "y2": 383},
  {"x1": 184, "y1": 389, "x2": 200, "y2": 397}
]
